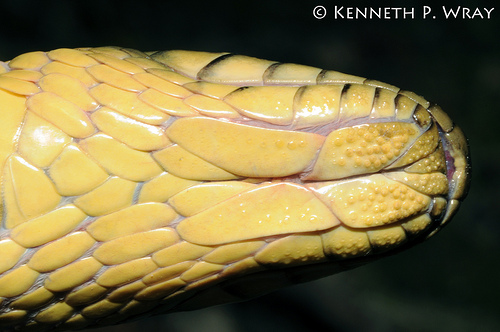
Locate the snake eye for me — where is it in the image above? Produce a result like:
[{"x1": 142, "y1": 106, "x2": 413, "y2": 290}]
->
[{"x1": 0, "y1": 48, "x2": 470, "y2": 330}]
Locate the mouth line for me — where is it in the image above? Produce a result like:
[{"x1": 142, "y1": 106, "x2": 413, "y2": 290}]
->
[
  {"x1": 438, "y1": 123, "x2": 471, "y2": 203},
  {"x1": 442, "y1": 133, "x2": 457, "y2": 184}
]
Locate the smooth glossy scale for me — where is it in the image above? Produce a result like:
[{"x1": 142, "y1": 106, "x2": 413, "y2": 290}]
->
[{"x1": 0, "y1": 47, "x2": 470, "y2": 331}]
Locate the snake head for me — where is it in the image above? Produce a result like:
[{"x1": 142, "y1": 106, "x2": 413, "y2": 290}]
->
[{"x1": 0, "y1": 48, "x2": 471, "y2": 330}]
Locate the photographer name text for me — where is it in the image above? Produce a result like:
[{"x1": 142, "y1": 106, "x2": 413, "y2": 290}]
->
[{"x1": 312, "y1": 6, "x2": 494, "y2": 20}]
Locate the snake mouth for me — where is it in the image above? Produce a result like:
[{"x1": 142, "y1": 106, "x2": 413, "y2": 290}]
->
[
  {"x1": 442, "y1": 128, "x2": 471, "y2": 198},
  {"x1": 428, "y1": 104, "x2": 471, "y2": 232}
]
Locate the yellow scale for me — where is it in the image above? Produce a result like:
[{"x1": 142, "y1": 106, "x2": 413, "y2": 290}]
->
[{"x1": 0, "y1": 47, "x2": 470, "y2": 331}]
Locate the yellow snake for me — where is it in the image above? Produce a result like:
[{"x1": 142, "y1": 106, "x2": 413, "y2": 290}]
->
[{"x1": 0, "y1": 47, "x2": 470, "y2": 331}]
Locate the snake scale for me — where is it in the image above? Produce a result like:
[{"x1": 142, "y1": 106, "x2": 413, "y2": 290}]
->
[{"x1": 0, "y1": 47, "x2": 470, "y2": 331}]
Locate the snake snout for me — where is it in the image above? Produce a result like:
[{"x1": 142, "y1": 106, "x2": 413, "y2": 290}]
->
[{"x1": 426, "y1": 105, "x2": 471, "y2": 234}]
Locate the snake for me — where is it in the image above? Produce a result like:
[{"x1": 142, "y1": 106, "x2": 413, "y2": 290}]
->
[{"x1": 0, "y1": 47, "x2": 470, "y2": 331}]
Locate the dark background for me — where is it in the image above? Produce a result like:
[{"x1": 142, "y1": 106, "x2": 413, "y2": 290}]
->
[{"x1": 1, "y1": 0, "x2": 498, "y2": 331}]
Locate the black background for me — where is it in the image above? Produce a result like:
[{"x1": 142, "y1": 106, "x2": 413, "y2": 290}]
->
[{"x1": 1, "y1": 0, "x2": 498, "y2": 331}]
